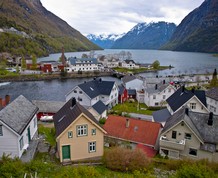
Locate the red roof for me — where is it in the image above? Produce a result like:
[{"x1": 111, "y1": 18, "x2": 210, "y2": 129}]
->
[
  {"x1": 103, "y1": 115, "x2": 162, "y2": 146},
  {"x1": 136, "y1": 144, "x2": 157, "y2": 158}
]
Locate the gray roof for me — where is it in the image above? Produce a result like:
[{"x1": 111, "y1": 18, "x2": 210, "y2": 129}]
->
[
  {"x1": 153, "y1": 108, "x2": 171, "y2": 123},
  {"x1": 146, "y1": 83, "x2": 170, "y2": 94},
  {"x1": 145, "y1": 78, "x2": 169, "y2": 84},
  {"x1": 32, "y1": 100, "x2": 65, "y2": 113},
  {"x1": 69, "y1": 57, "x2": 98, "y2": 65},
  {"x1": 122, "y1": 75, "x2": 137, "y2": 84},
  {"x1": 92, "y1": 100, "x2": 107, "y2": 115},
  {"x1": 206, "y1": 87, "x2": 218, "y2": 101},
  {"x1": 78, "y1": 79, "x2": 115, "y2": 99},
  {"x1": 0, "y1": 95, "x2": 38, "y2": 135},
  {"x1": 53, "y1": 98, "x2": 103, "y2": 137},
  {"x1": 128, "y1": 89, "x2": 136, "y2": 95},
  {"x1": 124, "y1": 59, "x2": 136, "y2": 64},
  {"x1": 162, "y1": 108, "x2": 218, "y2": 149}
]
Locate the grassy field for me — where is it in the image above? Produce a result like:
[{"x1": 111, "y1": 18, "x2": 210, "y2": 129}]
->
[{"x1": 111, "y1": 101, "x2": 154, "y2": 115}]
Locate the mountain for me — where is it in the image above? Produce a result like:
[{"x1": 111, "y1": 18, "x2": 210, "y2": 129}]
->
[
  {"x1": 161, "y1": 0, "x2": 218, "y2": 53},
  {"x1": 111, "y1": 22, "x2": 176, "y2": 49},
  {"x1": 0, "y1": 0, "x2": 100, "y2": 57},
  {"x1": 86, "y1": 34, "x2": 125, "y2": 49}
]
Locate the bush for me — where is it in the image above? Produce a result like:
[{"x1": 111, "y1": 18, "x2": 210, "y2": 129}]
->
[
  {"x1": 103, "y1": 147, "x2": 150, "y2": 172},
  {"x1": 99, "y1": 117, "x2": 106, "y2": 125}
]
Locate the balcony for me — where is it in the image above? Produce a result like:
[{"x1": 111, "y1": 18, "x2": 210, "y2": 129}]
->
[{"x1": 160, "y1": 136, "x2": 186, "y2": 151}]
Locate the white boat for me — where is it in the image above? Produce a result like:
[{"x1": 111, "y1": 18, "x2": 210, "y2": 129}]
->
[
  {"x1": 0, "y1": 82, "x2": 10, "y2": 87},
  {"x1": 40, "y1": 115, "x2": 53, "y2": 122}
]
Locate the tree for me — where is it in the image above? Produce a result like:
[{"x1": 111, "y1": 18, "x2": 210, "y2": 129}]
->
[
  {"x1": 81, "y1": 53, "x2": 88, "y2": 58},
  {"x1": 31, "y1": 54, "x2": 37, "y2": 70},
  {"x1": 152, "y1": 60, "x2": 160, "y2": 69},
  {"x1": 210, "y1": 68, "x2": 217, "y2": 87},
  {"x1": 21, "y1": 56, "x2": 27, "y2": 70}
]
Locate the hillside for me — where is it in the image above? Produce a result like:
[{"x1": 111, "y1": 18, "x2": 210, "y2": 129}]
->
[
  {"x1": 86, "y1": 34, "x2": 125, "y2": 49},
  {"x1": 111, "y1": 22, "x2": 176, "y2": 49},
  {"x1": 161, "y1": 0, "x2": 218, "y2": 53},
  {"x1": 0, "y1": 0, "x2": 100, "y2": 57}
]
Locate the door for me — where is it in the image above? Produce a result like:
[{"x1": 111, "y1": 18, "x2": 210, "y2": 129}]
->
[
  {"x1": 27, "y1": 127, "x2": 31, "y2": 143},
  {"x1": 62, "y1": 145, "x2": 71, "y2": 160}
]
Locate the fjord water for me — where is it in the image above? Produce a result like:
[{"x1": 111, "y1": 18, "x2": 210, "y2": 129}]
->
[
  {"x1": 1, "y1": 49, "x2": 217, "y2": 102},
  {"x1": 39, "y1": 49, "x2": 218, "y2": 76}
]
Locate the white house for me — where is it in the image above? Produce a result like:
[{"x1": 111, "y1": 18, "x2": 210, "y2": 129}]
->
[
  {"x1": 65, "y1": 78, "x2": 119, "y2": 109},
  {"x1": 67, "y1": 57, "x2": 100, "y2": 72},
  {"x1": 143, "y1": 82, "x2": 176, "y2": 107},
  {"x1": 166, "y1": 87, "x2": 209, "y2": 115},
  {"x1": 88, "y1": 100, "x2": 107, "y2": 121},
  {"x1": 0, "y1": 95, "x2": 38, "y2": 158},
  {"x1": 98, "y1": 56, "x2": 120, "y2": 68},
  {"x1": 122, "y1": 75, "x2": 144, "y2": 91},
  {"x1": 121, "y1": 60, "x2": 139, "y2": 69},
  {"x1": 206, "y1": 87, "x2": 218, "y2": 115}
]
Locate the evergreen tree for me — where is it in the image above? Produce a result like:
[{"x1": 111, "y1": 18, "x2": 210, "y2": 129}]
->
[
  {"x1": 210, "y1": 68, "x2": 217, "y2": 87},
  {"x1": 21, "y1": 56, "x2": 27, "y2": 70},
  {"x1": 152, "y1": 60, "x2": 160, "y2": 69},
  {"x1": 31, "y1": 54, "x2": 37, "y2": 70}
]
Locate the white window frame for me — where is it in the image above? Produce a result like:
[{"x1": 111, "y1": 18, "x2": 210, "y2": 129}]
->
[
  {"x1": 92, "y1": 129, "x2": 96, "y2": 135},
  {"x1": 77, "y1": 125, "x2": 88, "y2": 137},
  {"x1": 19, "y1": 136, "x2": 24, "y2": 150},
  {"x1": 68, "y1": 131, "x2": 73, "y2": 138},
  {"x1": 189, "y1": 148, "x2": 197, "y2": 156},
  {"x1": 190, "y1": 103, "x2": 196, "y2": 109},
  {"x1": 88, "y1": 141, "x2": 96, "y2": 153}
]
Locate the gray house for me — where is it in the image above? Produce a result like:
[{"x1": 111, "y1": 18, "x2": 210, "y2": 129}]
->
[{"x1": 0, "y1": 95, "x2": 38, "y2": 159}]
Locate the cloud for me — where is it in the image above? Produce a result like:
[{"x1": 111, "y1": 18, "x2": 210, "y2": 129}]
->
[{"x1": 41, "y1": 0, "x2": 204, "y2": 35}]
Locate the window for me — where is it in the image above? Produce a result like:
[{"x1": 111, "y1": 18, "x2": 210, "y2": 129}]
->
[
  {"x1": 153, "y1": 95, "x2": 156, "y2": 99},
  {"x1": 79, "y1": 91, "x2": 83, "y2": 94},
  {"x1": 68, "y1": 131, "x2": 73, "y2": 138},
  {"x1": 78, "y1": 97, "x2": 82, "y2": 101},
  {"x1": 190, "y1": 103, "x2": 196, "y2": 109},
  {"x1": 19, "y1": 136, "x2": 24, "y2": 150},
  {"x1": 92, "y1": 129, "x2": 96, "y2": 135},
  {"x1": 77, "y1": 125, "x2": 87, "y2": 136},
  {"x1": 172, "y1": 131, "x2": 177, "y2": 139},
  {"x1": 163, "y1": 95, "x2": 166, "y2": 99},
  {"x1": 74, "y1": 90, "x2": 77, "y2": 93},
  {"x1": 185, "y1": 133, "x2": 191, "y2": 140},
  {"x1": 155, "y1": 102, "x2": 159, "y2": 106},
  {"x1": 189, "y1": 148, "x2": 197, "y2": 156},
  {"x1": 168, "y1": 88, "x2": 171, "y2": 93},
  {"x1": 0, "y1": 125, "x2": 3, "y2": 136},
  {"x1": 89, "y1": 142, "x2": 96, "y2": 152}
]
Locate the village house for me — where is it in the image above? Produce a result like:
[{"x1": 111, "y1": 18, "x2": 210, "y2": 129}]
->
[
  {"x1": 206, "y1": 87, "x2": 218, "y2": 115},
  {"x1": 166, "y1": 86, "x2": 209, "y2": 115},
  {"x1": 53, "y1": 98, "x2": 106, "y2": 163},
  {"x1": 120, "y1": 59, "x2": 139, "y2": 69},
  {"x1": 87, "y1": 100, "x2": 107, "y2": 121},
  {"x1": 118, "y1": 85, "x2": 128, "y2": 103},
  {"x1": 98, "y1": 56, "x2": 120, "y2": 68},
  {"x1": 67, "y1": 57, "x2": 100, "y2": 72},
  {"x1": 159, "y1": 108, "x2": 218, "y2": 162},
  {"x1": 32, "y1": 100, "x2": 65, "y2": 120},
  {"x1": 0, "y1": 95, "x2": 38, "y2": 159},
  {"x1": 121, "y1": 75, "x2": 144, "y2": 91},
  {"x1": 65, "y1": 78, "x2": 119, "y2": 109},
  {"x1": 39, "y1": 61, "x2": 64, "y2": 73},
  {"x1": 143, "y1": 81, "x2": 176, "y2": 107},
  {"x1": 103, "y1": 115, "x2": 162, "y2": 158}
]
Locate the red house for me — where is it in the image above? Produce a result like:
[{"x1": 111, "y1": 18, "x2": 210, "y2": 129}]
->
[
  {"x1": 118, "y1": 85, "x2": 128, "y2": 103},
  {"x1": 103, "y1": 115, "x2": 162, "y2": 158}
]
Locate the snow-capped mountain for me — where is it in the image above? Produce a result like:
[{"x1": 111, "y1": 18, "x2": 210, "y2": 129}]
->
[
  {"x1": 112, "y1": 21, "x2": 176, "y2": 49},
  {"x1": 86, "y1": 33, "x2": 125, "y2": 49}
]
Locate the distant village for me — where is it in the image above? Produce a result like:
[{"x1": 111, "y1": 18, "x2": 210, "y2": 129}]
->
[{"x1": 0, "y1": 56, "x2": 218, "y2": 165}]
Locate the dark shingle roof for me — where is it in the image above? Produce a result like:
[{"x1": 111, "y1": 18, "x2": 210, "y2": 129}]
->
[
  {"x1": 124, "y1": 59, "x2": 136, "y2": 64},
  {"x1": 0, "y1": 95, "x2": 38, "y2": 135},
  {"x1": 118, "y1": 85, "x2": 125, "y2": 95},
  {"x1": 206, "y1": 87, "x2": 218, "y2": 101},
  {"x1": 166, "y1": 87, "x2": 207, "y2": 112},
  {"x1": 78, "y1": 79, "x2": 115, "y2": 99},
  {"x1": 92, "y1": 100, "x2": 107, "y2": 115},
  {"x1": 162, "y1": 108, "x2": 218, "y2": 147},
  {"x1": 53, "y1": 98, "x2": 102, "y2": 137},
  {"x1": 153, "y1": 108, "x2": 171, "y2": 123},
  {"x1": 32, "y1": 100, "x2": 65, "y2": 113}
]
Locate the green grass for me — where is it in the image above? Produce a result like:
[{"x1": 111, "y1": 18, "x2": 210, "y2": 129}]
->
[
  {"x1": 111, "y1": 101, "x2": 153, "y2": 115},
  {"x1": 38, "y1": 124, "x2": 56, "y2": 146}
]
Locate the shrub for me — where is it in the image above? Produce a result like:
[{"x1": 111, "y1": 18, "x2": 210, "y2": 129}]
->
[
  {"x1": 103, "y1": 147, "x2": 150, "y2": 173},
  {"x1": 99, "y1": 117, "x2": 106, "y2": 125}
]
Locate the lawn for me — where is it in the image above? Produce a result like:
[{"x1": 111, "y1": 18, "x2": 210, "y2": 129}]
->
[
  {"x1": 111, "y1": 101, "x2": 153, "y2": 115},
  {"x1": 38, "y1": 124, "x2": 56, "y2": 146}
]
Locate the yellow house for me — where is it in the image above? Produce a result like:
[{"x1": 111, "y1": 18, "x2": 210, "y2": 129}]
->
[{"x1": 53, "y1": 98, "x2": 106, "y2": 163}]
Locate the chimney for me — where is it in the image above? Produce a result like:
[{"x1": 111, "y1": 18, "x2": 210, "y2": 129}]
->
[
  {"x1": 185, "y1": 108, "x2": 189, "y2": 116},
  {"x1": 99, "y1": 78, "x2": 102, "y2": 83},
  {"x1": 0, "y1": 98, "x2": 2, "y2": 109},
  {"x1": 181, "y1": 86, "x2": 185, "y2": 92},
  {"x1": 5, "y1": 95, "x2": 10, "y2": 105},
  {"x1": 155, "y1": 84, "x2": 158, "y2": 90},
  {"x1": 72, "y1": 97, "x2": 76, "y2": 107},
  {"x1": 191, "y1": 88, "x2": 195, "y2": 93},
  {"x1": 93, "y1": 77, "x2": 96, "y2": 80},
  {"x1": 126, "y1": 118, "x2": 130, "y2": 128},
  {"x1": 208, "y1": 112, "x2": 213, "y2": 126},
  {"x1": 163, "y1": 80, "x2": 165, "y2": 84}
]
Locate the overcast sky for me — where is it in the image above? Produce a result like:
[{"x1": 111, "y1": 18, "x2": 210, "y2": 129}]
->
[{"x1": 41, "y1": 0, "x2": 204, "y2": 35}]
